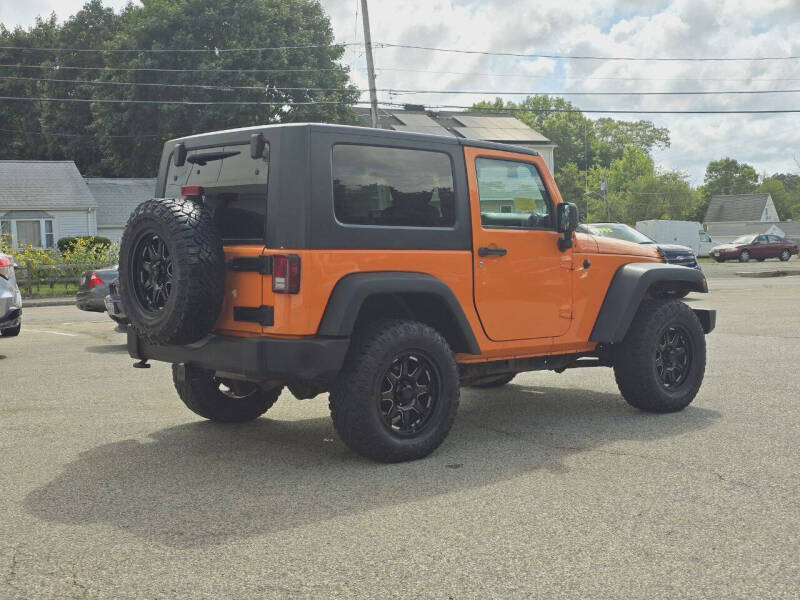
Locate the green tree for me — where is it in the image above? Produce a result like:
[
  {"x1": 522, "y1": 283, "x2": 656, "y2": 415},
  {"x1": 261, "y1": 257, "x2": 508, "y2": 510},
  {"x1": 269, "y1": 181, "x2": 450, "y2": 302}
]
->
[
  {"x1": 470, "y1": 96, "x2": 669, "y2": 174},
  {"x1": 694, "y1": 157, "x2": 759, "y2": 221},
  {"x1": 0, "y1": 0, "x2": 359, "y2": 177},
  {"x1": 757, "y1": 176, "x2": 798, "y2": 220},
  {"x1": 92, "y1": 0, "x2": 358, "y2": 177},
  {"x1": 553, "y1": 162, "x2": 586, "y2": 216}
]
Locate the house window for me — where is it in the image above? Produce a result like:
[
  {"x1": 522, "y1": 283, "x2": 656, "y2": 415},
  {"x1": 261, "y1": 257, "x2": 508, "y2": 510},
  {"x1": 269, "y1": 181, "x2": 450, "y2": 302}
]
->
[{"x1": 0, "y1": 211, "x2": 55, "y2": 248}]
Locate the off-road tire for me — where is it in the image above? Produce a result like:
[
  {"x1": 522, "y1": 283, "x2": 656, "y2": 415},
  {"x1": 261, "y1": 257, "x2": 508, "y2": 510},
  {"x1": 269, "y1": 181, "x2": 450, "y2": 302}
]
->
[
  {"x1": 739, "y1": 250, "x2": 750, "y2": 262},
  {"x1": 780, "y1": 249, "x2": 792, "y2": 262},
  {"x1": 713, "y1": 257, "x2": 725, "y2": 263},
  {"x1": 1, "y1": 324, "x2": 20, "y2": 337},
  {"x1": 469, "y1": 373, "x2": 516, "y2": 388},
  {"x1": 119, "y1": 198, "x2": 225, "y2": 345},
  {"x1": 613, "y1": 299, "x2": 706, "y2": 413},
  {"x1": 172, "y1": 364, "x2": 282, "y2": 422},
  {"x1": 329, "y1": 320, "x2": 460, "y2": 462}
]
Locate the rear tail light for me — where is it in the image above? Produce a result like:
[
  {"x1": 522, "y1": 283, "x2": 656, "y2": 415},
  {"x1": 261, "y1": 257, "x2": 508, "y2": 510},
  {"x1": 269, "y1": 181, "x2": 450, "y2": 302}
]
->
[
  {"x1": 181, "y1": 185, "x2": 204, "y2": 198},
  {"x1": 272, "y1": 254, "x2": 300, "y2": 294},
  {"x1": 88, "y1": 272, "x2": 104, "y2": 289},
  {"x1": 0, "y1": 254, "x2": 14, "y2": 280}
]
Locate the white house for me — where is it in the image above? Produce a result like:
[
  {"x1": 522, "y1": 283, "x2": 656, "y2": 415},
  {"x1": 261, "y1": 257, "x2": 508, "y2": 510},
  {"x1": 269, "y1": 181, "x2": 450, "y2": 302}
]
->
[
  {"x1": 705, "y1": 193, "x2": 779, "y2": 223},
  {"x1": 86, "y1": 178, "x2": 156, "y2": 242},
  {"x1": 0, "y1": 161, "x2": 97, "y2": 248}
]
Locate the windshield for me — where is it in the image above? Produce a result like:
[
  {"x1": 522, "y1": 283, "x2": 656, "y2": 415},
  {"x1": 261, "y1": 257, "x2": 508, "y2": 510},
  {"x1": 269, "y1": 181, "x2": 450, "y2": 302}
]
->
[
  {"x1": 732, "y1": 235, "x2": 756, "y2": 244},
  {"x1": 584, "y1": 223, "x2": 655, "y2": 244}
]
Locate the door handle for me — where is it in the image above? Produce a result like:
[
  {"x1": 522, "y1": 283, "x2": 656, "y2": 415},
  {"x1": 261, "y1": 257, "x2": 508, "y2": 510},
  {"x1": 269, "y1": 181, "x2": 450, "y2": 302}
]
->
[{"x1": 478, "y1": 247, "x2": 507, "y2": 257}]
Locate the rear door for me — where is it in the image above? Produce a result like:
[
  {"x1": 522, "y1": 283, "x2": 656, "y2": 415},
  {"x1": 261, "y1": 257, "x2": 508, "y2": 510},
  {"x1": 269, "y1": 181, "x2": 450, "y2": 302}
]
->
[
  {"x1": 465, "y1": 147, "x2": 572, "y2": 341},
  {"x1": 166, "y1": 142, "x2": 270, "y2": 335}
]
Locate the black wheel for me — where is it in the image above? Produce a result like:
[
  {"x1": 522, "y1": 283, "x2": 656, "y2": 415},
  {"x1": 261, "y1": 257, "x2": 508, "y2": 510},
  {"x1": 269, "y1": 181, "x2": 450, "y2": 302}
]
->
[
  {"x1": 739, "y1": 250, "x2": 750, "y2": 262},
  {"x1": 613, "y1": 299, "x2": 706, "y2": 413},
  {"x1": 1, "y1": 324, "x2": 20, "y2": 337},
  {"x1": 172, "y1": 364, "x2": 282, "y2": 422},
  {"x1": 713, "y1": 258, "x2": 724, "y2": 263},
  {"x1": 329, "y1": 320, "x2": 460, "y2": 462},
  {"x1": 780, "y1": 249, "x2": 791, "y2": 262},
  {"x1": 469, "y1": 373, "x2": 516, "y2": 388},
  {"x1": 757, "y1": 258, "x2": 765, "y2": 262},
  {"x1": 119, "y1": 198, "x2": 225, "y2": 345}
]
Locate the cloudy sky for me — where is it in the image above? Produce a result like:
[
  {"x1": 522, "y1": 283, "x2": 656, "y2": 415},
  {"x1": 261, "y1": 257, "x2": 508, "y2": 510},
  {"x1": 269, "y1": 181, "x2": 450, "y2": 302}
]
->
[{"x1": 2, "y1": 0, "x2": 799, "y2": 183}]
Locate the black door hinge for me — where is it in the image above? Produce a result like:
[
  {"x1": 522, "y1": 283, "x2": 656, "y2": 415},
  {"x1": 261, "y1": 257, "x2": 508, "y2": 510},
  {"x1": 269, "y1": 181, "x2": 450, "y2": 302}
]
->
[
  {"x1": 227, "y1": 255, "x2": 272, "y2": 274},
  {"x1": 233, "y1": 305, "x2": 274, "y2": 326}
]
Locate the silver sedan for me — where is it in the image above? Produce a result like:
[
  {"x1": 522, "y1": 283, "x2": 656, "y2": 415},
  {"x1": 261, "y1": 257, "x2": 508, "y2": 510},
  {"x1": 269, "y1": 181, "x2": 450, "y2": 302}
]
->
[{"x1": 0, "y1": 252, "x2": 22, "y2": 337}]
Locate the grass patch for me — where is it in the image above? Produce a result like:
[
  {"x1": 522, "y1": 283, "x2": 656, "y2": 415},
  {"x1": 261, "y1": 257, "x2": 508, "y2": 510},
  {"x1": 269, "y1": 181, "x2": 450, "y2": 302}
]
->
[{"x1": 22, "y1": 282, "x2": 78, "y2": 298}]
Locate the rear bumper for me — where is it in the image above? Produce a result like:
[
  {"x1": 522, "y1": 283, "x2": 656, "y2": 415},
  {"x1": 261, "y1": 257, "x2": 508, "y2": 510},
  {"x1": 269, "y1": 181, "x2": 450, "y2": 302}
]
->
[
  {"x1": 0, "y1": 307, "x2": 21, "y2": 330},
  {"x1": 76, "y1": 289, "x2": 106, "y2": 312},
  {"x1": 127, "y1": 330, "x2": 350, "y2": 382}
]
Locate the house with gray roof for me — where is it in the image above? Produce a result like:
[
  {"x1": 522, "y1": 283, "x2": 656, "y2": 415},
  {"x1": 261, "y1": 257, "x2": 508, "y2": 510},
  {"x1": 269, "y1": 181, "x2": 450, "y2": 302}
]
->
[
  {"x1": 85, "y1": 178, "x2": 156, "y2": 242},
  {"x1": 0, "y1": 161, "x2": 97, "y2": 249},
  {"x1": 705, "y1": 193, "x2": 779, "y2": 223},
  {"x1": 353, "y1": 107, "x2": 557, "y2": 172}
]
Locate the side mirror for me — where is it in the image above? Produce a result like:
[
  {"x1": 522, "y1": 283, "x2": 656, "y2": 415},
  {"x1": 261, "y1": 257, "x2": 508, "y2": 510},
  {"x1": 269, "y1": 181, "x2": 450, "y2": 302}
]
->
[{"x1": 557, "y1": 202, "x2": 579, "y2": 251}]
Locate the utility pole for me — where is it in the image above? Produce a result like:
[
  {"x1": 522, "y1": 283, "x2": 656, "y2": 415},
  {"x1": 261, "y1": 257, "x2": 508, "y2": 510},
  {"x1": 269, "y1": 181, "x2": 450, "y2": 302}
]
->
[{"x1": 360, "y1": 0, "x2": 379, "y2": 128}]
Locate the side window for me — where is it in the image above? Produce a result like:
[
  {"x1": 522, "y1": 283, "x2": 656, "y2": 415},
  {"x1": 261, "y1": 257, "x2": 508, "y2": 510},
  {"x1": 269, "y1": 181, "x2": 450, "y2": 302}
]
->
[
  {"x1": 768, "y1": 235, "x2": 782, "y2": 243},
  {"x1": 756, "y1": 235, "x2": 768, "y2": 244},
  {"x1": 475, "y1": 157, "x2": 553, "y2": 229},
  {"x1": 332, "y1": 144, "x2": 455, "y2": 228},
  {"x1": 700, "y1": 231, "x2": 712, "y2": 243}
]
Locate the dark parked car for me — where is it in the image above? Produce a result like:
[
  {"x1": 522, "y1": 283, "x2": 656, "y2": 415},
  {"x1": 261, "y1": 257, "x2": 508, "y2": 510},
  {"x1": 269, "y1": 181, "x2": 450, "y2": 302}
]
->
[
  {"x1": 578, "y1": 222, "x2": 702, "y2": 271},
  {"x1": 710, "y1": 234, "x2": 798, "y2": 263},
  {"x1": 76, "y1": 265, "x2": 118, "y2": 312},
  {"x1": 104, "y1": 278, "x2": 128, "y2": 325}
]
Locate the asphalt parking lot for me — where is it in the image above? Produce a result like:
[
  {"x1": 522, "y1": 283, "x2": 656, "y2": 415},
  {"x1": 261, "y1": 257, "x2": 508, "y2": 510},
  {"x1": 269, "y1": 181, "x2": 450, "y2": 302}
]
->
[{"x1": 1, "y1": 263, "x2": 799, "y2": 599}]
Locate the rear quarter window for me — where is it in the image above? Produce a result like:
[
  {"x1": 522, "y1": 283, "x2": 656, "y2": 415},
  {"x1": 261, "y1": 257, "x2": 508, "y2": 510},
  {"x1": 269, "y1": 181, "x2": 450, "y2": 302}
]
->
[{"x1": 332, "y1": 144, "x2": 456, "y2": 228}]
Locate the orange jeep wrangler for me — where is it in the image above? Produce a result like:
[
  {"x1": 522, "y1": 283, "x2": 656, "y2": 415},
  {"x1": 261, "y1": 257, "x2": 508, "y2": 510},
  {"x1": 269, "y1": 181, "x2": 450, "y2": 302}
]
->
[{"x1": 120, "y1": 123, "x2": 715, "y2": 462}]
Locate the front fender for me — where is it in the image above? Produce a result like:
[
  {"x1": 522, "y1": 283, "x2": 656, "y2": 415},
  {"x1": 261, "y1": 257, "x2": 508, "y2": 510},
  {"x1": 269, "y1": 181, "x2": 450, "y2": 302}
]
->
[{"x1": 590, "y1": 262, "x2": 709, "y2": 343}]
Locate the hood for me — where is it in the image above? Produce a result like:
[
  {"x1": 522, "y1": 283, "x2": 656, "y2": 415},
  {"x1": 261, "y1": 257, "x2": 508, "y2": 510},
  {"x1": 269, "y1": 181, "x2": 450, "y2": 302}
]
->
[
  {"x1": 656, "y1": 243, "x2": 692, "y2": 254},
  {"x1": 712, "y1": 244, "x2": 739, "y2": 251},
  {"x1": 592, "y1": 236, "x2": 661, "y2": 258}
]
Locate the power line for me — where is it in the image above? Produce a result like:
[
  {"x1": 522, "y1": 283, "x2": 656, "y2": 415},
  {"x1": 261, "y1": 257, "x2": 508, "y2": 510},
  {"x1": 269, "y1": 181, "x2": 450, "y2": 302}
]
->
[
  {"x1": 0, "y1": 75, "x2": 358, "y2": 93},
  {"x1": 0, "y1": 127, "x2": 188, "y2": 138},
  {"x1": 386, "y1": 88, "x2": 800, "y2": 96},
  {"x1": 410, "y1": 103, "x2": 800, "y2": 114},
  {"x1": 374, "y1": 66, "x2": 800, "y2": 82},
  {"x1": 376, "y1": 42, "x2": 800, "y2": 62},
  {"x1": 0, "y1": 62, "x2": 347, "y2": 74},
  {"x1": 0, "y1": 95, "x2": 364, "y2": 106},
  {"x1": 4, "y1": 76, "x2": 799, "y2": 96},
  {"x1": 374, "y1": 66, "x2": 800, "y2": 83},
  {"x1": 0, "y1": 43, "x2": 357, "y2": 53}
]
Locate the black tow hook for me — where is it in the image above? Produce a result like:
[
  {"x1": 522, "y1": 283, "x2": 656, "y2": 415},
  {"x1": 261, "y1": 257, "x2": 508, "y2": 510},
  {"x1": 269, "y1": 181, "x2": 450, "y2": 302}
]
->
[{"x1": 133, "y1": 359, "x2": 150, "y2": 369}]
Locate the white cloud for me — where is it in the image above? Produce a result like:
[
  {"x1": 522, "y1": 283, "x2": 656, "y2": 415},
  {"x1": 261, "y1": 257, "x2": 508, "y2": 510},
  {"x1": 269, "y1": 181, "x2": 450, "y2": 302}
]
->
[{"x1": 2, "y1": 0, "x2": 799, "y2": 182}]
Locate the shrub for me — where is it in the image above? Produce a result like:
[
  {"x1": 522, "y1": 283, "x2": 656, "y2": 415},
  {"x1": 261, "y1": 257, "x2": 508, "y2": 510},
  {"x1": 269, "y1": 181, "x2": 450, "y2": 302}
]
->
[{"x1": 57, "y1": 235, "x2": 112, "y2": 254}]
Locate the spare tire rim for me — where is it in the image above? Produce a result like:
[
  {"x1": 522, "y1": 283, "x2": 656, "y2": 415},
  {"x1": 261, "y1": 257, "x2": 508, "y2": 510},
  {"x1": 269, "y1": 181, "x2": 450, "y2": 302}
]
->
[
  {"x1": 655, "y1": 325, "x2": 692, "y2": 389},
  {"x1": 132, "y1": 232, "x2": 173, "y2": 313},
  {"x1": 378, "y1": 351, "x2": 439, "y2": 436}
]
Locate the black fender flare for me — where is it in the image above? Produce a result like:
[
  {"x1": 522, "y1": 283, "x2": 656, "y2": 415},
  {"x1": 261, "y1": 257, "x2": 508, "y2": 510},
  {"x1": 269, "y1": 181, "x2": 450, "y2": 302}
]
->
[
  {"x1": 317, "y1": 272, "x2": 481, "y2": 354},
  {"x1": 590, "y1": 262, "x2": 709, "y2": 343}
]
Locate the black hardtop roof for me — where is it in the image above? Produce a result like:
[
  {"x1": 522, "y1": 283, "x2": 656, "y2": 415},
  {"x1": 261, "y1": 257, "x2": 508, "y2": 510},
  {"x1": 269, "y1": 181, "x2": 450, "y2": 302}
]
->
[{"x1": 169, "y1": 122, "x2": 538, "y2": 157}]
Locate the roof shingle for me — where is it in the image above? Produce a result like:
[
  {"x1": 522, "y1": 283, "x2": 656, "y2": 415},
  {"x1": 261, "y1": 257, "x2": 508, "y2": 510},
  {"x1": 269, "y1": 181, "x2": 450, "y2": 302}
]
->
[
  {"x1": 85, "y1": 178, "x2": 156, "y2": 228},
  {"x1": 0, "y1": 161, "x2": 96, "y2": 210},
  {"x1": 705, "y1": 194, "x2": 771, "y2": 222}
]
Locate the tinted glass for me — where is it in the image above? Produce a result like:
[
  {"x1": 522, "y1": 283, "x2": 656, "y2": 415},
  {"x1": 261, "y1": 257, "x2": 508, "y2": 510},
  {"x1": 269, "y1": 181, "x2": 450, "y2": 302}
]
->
[
  {"x1": 584, "y1": 223, "x2": 654, "y2": 244},
  {"x1": 333, "y1": 144, "x2": 455, "y2": 227},
  {"x1": 768, "y1": 235, "x2": 782, "y2": 243},
  {"x1": 756, "y1": 235, "x2": 768, "y2": 243},
  {"x1": 475, "y1": 158, "x2": 553, "y2": 229},
  {"x1": 169, "y1": 145, "x2": 269, "y2": 244}
]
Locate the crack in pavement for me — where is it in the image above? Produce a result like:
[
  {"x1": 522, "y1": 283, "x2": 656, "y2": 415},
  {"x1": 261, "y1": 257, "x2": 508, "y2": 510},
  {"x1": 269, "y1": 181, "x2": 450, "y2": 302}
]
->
[{"x1": 460, "y1": 416, "x2": 798, "y2": 504}]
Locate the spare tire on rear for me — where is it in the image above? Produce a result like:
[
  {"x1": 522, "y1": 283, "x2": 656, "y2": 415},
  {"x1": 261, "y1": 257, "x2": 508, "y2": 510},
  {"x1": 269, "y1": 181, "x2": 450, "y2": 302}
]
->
[{"x1": 119, "y1": 198, "x2": 225, "y2": 345}]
